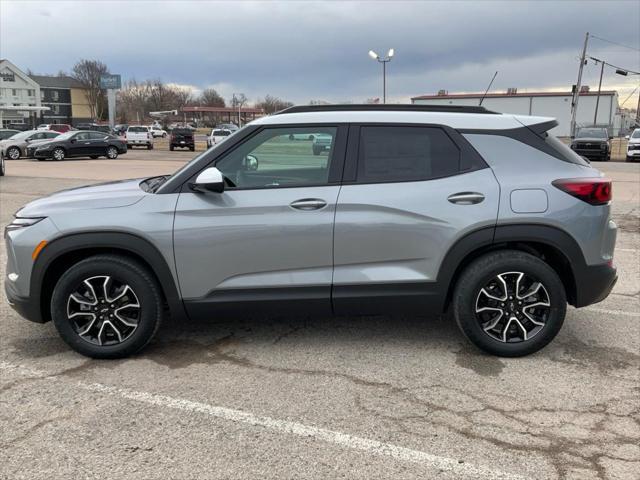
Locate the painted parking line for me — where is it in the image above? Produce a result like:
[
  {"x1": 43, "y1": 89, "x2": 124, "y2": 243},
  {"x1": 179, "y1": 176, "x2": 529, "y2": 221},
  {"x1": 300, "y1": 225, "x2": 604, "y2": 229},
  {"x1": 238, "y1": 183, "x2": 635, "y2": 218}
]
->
[
  {"x1": 582, "y1": 307, "x2": 640, "y2": 318},
  {"x1": 616, "y1": 248, "x2": 639, "y2": 253},
  {"x1": 0, "y1": 361, "x2": 525, "y2": 480}
]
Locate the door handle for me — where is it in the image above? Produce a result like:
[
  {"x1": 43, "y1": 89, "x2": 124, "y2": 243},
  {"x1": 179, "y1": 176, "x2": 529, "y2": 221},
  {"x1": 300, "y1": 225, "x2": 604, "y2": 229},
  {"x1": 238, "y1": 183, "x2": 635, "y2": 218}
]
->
[
  {"x1": 447, "y1": 192, "x2": 485, "y2": 205},
  {"x1": 290, "y1": 199, "x2": 327, "y2": 211}
]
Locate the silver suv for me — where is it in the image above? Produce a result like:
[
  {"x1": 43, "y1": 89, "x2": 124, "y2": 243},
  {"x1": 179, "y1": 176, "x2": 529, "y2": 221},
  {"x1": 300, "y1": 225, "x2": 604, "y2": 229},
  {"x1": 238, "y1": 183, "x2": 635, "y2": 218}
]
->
[{"x1": 5, "y1": 105, "x2": 617, "y2": 358}]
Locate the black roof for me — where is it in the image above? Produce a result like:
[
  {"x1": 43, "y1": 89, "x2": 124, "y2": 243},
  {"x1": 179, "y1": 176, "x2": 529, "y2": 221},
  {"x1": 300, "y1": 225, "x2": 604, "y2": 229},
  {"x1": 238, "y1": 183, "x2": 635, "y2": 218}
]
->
[{"x1": 276, "y1": 104, "x2": 498, "y2": 115}]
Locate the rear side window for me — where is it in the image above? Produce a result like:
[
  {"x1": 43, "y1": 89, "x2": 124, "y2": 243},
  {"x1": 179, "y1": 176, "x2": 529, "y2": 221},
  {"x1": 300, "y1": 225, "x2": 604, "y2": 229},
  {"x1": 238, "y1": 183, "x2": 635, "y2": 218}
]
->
[
  {"x1": 544, "y1": 134, "x2": 589, "y2": 166},
  {"x1": 128, "y1": 127, "x2": 148, "y2": 133},
  {"x1": 357, "y1": 126, "x2": 460, "y2": 182}
]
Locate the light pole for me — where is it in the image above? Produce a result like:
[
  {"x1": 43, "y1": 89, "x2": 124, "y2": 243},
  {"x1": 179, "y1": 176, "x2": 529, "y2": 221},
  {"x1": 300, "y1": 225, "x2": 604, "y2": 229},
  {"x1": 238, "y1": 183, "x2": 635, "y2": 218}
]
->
[{"x1": 369, "y1": 48, "x2": 394, "y2": 103}]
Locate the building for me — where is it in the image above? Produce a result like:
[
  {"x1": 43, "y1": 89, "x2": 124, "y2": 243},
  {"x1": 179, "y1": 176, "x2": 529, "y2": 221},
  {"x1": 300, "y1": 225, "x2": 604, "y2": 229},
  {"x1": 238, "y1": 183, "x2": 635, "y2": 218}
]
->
[
  {"x1": 181, "y1": 106, "x2": 265, "y2": 127},
  {"x1": 411, "y1": 88, "x2": 621, "y2": 137},
  {"x1": 0, "y1": 59, "x2": 45, "y2": 129},
  {"x1": 29, "y1": 74, "x2": 93, "y2": 126}
]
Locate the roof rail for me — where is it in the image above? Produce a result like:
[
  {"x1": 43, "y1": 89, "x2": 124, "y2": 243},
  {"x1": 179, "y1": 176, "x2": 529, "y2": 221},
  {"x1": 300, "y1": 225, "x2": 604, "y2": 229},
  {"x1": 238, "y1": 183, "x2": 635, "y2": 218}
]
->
[{"x1": 275, "y1": 104, "x2": 499, "y2": 115}]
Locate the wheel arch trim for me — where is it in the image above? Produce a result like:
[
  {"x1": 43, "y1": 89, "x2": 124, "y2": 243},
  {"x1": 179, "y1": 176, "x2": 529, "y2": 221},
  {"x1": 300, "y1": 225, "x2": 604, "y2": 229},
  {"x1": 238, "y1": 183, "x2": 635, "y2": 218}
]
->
[{"x1": 31, "y1": 231, "x2": 186, "y2": 323}]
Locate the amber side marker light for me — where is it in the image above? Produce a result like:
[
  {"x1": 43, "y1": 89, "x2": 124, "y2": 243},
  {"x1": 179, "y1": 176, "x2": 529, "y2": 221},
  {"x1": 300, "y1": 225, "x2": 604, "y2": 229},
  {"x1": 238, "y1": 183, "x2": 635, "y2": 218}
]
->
[{"x1": 32, "y1": 240, "x2": 48, "y2": 260}]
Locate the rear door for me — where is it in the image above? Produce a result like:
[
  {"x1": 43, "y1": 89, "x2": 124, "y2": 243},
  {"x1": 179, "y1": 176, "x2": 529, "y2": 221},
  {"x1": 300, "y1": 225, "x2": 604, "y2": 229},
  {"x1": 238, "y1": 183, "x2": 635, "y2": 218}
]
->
[{"x1": 333, "y1": 124, "x2": 500, "y2": 314}]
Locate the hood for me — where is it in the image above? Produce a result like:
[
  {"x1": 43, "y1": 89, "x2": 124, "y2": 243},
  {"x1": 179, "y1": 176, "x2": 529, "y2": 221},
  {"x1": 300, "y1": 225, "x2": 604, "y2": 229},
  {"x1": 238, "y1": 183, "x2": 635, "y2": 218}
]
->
[
  {"x1": 17, "y1": 178, "x2": 148, "y2": 217},
  {"x1": 572, "y1": 137, "x2": 608, "y2": 143},
  {"x1": 628, "y1": 136, "x2": 640, "y2": 145}
]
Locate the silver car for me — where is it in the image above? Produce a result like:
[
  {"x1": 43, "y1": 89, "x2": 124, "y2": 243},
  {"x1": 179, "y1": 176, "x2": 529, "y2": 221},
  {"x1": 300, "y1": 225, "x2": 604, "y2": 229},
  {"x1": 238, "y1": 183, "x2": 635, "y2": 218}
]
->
[
  {"x1": 5, "y1": 105, "x2": 617, "y2": 358},
  {"x1": 0, "y1": 129, "x2": 61, "y2": 159}
]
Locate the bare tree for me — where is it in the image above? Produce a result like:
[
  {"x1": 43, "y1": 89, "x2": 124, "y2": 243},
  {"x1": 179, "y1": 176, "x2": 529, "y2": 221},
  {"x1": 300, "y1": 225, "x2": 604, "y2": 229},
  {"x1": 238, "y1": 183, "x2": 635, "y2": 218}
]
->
[
  {"x1": 198, "y1": 88, "x2": 225, "y2": 107},
  {"x1": 255, "y1": 95, "x2": 293, "y2": 114},
  {"x1": 71, "y1": 59, "x2": 109, "y2": 120},
  {"x1": 229, "y1": 93, "x2": 247, "y2": 108}
]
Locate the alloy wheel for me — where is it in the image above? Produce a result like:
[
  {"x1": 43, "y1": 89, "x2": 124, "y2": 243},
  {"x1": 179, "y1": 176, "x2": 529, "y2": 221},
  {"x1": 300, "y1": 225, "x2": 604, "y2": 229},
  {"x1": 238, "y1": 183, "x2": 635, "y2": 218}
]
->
[
  {"x1": 474, "y1": 271, "x2": 551, "y2": 343},
  {"x1": 107, "y1": 147, "x2": 118, "y2": 159},
  {"x1": 53, "y1": 148, "x2": 65, "y2": 161},
  {"x1": 8, "y1": 147, "x2": 20, "y2": 160},
  {"x1": 66, "y1": 275, "x2": 141, "y2": 346}
]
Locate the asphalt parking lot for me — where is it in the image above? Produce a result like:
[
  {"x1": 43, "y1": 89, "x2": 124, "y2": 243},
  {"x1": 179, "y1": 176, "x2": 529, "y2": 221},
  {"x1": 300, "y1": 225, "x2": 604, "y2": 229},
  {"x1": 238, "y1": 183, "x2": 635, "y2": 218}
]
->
[{"x1": 0, "y1": 150, "x2": 638, "y2": 480}]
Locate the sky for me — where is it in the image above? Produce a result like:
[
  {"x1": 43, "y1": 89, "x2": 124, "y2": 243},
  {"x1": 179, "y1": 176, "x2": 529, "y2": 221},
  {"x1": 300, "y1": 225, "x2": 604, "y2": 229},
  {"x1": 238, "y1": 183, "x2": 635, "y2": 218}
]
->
[{"x1": 1, "y1": 0, "x2": 639, "y2": 108}]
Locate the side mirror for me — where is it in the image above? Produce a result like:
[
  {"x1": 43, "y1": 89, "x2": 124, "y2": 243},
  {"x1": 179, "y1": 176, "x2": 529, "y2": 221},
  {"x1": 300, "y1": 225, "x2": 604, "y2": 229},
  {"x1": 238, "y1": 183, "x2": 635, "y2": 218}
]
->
[
  {"x1": 191, "y1": 167, "x2": 224, "y2": 193},
  {"x1": 70, "y1": 138, "x2": 76, "y2": 143},
  {"x1": 625, "y1": 135, "x2": 630, "y2": 140},
  {"x1": 244, "y1": 154, "x2": 259, "y2": 171}
]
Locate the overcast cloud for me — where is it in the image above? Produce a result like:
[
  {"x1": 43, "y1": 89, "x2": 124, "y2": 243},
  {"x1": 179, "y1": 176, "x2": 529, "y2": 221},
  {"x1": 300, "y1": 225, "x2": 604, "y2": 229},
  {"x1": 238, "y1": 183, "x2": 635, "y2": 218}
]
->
[{"x1": 1, "y1": 0, "x2": 639, "y2": 106}]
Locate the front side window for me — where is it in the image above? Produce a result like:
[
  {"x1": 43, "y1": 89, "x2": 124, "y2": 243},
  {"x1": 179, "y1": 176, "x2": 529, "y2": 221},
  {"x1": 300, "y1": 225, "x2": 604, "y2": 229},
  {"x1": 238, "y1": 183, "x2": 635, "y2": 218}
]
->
[
  {"x1": 357, "y1": 126, "x2": 460, "y2": 183},
  {"x1": 216, "y1": 127, "x2": 337, "y2": 189}
]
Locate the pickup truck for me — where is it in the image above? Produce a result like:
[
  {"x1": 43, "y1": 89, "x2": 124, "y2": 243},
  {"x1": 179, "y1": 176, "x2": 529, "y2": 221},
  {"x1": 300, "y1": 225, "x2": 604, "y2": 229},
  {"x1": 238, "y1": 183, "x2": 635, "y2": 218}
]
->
[{"x1": 125, "y1": 126, "x2": 154, "y2": 149}]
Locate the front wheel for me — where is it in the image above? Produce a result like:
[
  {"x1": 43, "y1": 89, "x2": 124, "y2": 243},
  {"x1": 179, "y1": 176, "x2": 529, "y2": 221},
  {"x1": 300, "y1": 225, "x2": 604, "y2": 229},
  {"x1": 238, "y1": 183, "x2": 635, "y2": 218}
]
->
[
  {"x1": 50, "y1": 255, "x2": 164, "y2": 359},
  {"x1": 453, "y1": 250, "x2": 566, "y2": 357},
  {"x1": 52, "y1": 147, "x2": 65, "y2": 161},
  {"x1": 7, "y1": 146, "x2": 21, "y2": 160},
  {"x1": 0, "y1": 152, "x2": 5, "y2": 176},
  {"x1": 147, "y1": 144, "x2": 153, "y2": 150}
]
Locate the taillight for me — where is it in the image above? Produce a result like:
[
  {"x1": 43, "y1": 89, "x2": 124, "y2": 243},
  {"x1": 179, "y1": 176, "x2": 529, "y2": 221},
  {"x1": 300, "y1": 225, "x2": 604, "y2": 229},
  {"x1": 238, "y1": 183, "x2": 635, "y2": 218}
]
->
[{"x1": 552, "y1": 178, "x2": 612, "y2": 205}]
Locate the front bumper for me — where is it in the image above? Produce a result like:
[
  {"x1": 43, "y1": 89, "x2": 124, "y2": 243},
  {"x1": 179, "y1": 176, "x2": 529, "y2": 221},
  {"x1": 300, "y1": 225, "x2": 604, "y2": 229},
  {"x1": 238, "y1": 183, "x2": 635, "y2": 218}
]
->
[
  {"x1": 572, "y1": 148, "x2": 608, "y2": 159},
  {"x1": 575, "y1": 263, "x2": 617, "y2": 307},
  {"x1": 5, "y1": 284, "x2": 44, "y2": 323}
]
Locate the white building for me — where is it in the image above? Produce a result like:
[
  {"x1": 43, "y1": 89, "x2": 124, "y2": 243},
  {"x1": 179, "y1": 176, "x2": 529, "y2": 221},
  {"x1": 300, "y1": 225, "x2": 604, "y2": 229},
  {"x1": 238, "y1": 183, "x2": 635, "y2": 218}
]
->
[
  {"x1": 0, "y1": 59, "x2": 43, "y2": 128},
  {"x1": 411, "y1": 89, "x2": 621, "y2": 137}
]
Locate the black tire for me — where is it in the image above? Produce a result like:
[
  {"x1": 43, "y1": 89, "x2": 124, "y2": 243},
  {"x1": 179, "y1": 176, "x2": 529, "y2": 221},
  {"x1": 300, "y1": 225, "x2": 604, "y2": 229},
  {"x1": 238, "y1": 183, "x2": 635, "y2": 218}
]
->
[
  {"x1": 50, "y1": 255, "x2": 164, "y2": 359},
  {"x1": 170, "y1": 145, "x2": 174, "y2": 151},
  {"x1": 52, "y1": 147, "x2": 65, "y2": 161},
  {"x1": 289, "y1": 134, "x2": 295, "y2": 141},
  {"x1": 452, "y1": 250, "x2": 566, "y2": 357},
  {"x1": 312, "y1": 146, "x2": 321, "y2": 156},
  {"x1": 190, "y1": 146, "x2": 195, "y2": 152},
  {"x1": 147, "y1": 144, "x2": 153, "y2": 150},
  {"x1": 90, "y1": 155, "x2": 99, "y2": 159},
  {"x1": 627, "y1": 156, "x2": 633, "y2": 162},
  {"x1": 7, "y1": 146, "x2": 21, "y2": 160},
  {"x1": 0, "y1": 153, "x2": 5, "y2": 176}
]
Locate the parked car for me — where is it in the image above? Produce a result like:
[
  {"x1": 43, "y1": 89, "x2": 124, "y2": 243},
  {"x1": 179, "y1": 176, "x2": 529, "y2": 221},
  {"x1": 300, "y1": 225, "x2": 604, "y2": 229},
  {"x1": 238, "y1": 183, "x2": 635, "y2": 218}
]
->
[
  {"x1": 570, "y1": 127, "x2": 611, "y2": 161},
  {"x1": 206, "y1": 128, "x2": 232, "y2": 148},
  {"x1": 38, "y1": 124, "x2": 73, "y2": 133},
  {"x1": 5, "y1": 104, "x2": 617, "y2": 359},
  {"x1": 217, "y1": 123, "x2": 239, "y2": 132},
  {"x1": 149, "y1": 126, "x2": 168, "y2": 138},
  {"x1": 32, "y1": 131, "x2": 127, "y2": 161},
  {"x1": 170, "y1": 128, "x2": 195, "y2": 151},
  {"x1": 625, "y1": 129, "x2": 640, "y2": 162},
  {"x1": 0, "y1": 130, "x2": 61, "y2": 160},
  {"x1": 0, "y1": 129, "x2": 20, "y2": 140},
  {"x1": 113, "y1": 124, "x2": 129, "y2": 136},
  {"x1": 125, "y1": 126, "x2": 154, "y2": 149},
  {"x1": 312, "y1": 133, "x2": 333, "y2": 155}
]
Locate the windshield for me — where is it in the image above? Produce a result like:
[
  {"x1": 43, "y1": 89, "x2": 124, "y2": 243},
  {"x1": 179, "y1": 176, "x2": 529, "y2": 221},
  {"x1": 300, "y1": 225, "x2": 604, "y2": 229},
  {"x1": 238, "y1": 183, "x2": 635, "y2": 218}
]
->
[
  {"x1": 576, "y1": 128, "x2": 607, "y2": 139},
  {"x1": 8, "y1": 130, "x2": 36, "y2": 140},
  {"x1": 632, "y1": 130, "x2": 640, "y2": 139},
  {"x1": 213, "y1": 130, "x2": 231, "y2": 136}
]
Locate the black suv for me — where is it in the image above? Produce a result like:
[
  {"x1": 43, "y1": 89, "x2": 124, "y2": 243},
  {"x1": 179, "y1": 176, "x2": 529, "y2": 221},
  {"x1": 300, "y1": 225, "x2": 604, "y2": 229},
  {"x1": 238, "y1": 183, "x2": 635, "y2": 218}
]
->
[
  {"x1": 571, "y1": 127, "x2": 612, "y2": 161},
  {"x1": 170, "y1": 128, "x2": 195, "y2": 151}
]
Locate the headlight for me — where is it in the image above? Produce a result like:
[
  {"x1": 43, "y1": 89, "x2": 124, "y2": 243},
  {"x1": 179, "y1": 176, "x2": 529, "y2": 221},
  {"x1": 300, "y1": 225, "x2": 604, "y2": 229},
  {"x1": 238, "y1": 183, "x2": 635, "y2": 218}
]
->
[{"x1": 4, "y1": 217, "x2": 46, "y2": 237}]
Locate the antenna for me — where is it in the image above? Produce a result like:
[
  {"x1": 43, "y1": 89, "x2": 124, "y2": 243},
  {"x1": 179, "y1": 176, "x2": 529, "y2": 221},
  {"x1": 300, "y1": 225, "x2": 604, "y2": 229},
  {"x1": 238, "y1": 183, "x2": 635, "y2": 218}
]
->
[{"x1": 479, "y1": 71, "x2": 498, "y2": 106}]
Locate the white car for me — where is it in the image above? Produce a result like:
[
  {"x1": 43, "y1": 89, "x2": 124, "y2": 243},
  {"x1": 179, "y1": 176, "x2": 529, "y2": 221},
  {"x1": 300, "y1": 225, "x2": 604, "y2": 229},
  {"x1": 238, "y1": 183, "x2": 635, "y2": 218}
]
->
[
  {"x1": 125, "y1": 126, "x2": 154, "y2": 149},
  {"x1": 206, "y1": 128, "x2": 232, "y2": 148},
  {"x1": 149, "y1": 126, "x2": 168, "y2": 138},
  {"x1": 626, "y1": 129, "x2": 640, "y2": 162}
]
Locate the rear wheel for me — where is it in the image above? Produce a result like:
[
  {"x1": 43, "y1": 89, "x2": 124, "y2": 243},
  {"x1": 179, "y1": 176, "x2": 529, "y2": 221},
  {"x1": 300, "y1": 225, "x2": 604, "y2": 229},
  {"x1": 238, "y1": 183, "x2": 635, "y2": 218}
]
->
[
  {"x1": 106, "y1": 146, "x2": 118, "y2": 159},
  {"x1": 453, "y1": 250, "x2": 566, "y2": 357},
  {"x1": 52, "y1": 147, "x2": 65, "y2": 161},
  {"x1": 51, "y1": 255, "x2": 164, "y2": 359},
  {"x1": 0, "y1": 152, "x2": 5, "y2": 176}
]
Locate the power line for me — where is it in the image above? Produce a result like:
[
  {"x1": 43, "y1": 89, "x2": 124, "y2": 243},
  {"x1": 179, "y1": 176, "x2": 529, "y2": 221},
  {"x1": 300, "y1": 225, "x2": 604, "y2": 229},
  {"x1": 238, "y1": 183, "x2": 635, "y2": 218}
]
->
[
  {"x1": 588, "y1": 56, "x2": 640, "y2": 75},
  {"x1": 620, "y1": 86, "x2": 639, "y2": 107},
  {"x1": 590, "y1": 34, "x2": 640, "y2": 53}
]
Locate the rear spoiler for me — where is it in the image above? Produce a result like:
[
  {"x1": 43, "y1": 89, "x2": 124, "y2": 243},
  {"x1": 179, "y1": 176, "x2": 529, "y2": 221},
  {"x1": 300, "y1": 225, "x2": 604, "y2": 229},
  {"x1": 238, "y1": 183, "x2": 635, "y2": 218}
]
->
[{"x1": 516, "y1": 118, "x2": 559, "y2": 136}]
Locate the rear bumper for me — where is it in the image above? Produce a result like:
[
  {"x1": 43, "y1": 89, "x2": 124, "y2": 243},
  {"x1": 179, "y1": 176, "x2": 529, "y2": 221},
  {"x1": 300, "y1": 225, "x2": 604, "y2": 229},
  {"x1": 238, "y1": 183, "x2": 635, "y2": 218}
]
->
[{"x1": 574, "y1": 263, "x2": 617, "y2": 307}]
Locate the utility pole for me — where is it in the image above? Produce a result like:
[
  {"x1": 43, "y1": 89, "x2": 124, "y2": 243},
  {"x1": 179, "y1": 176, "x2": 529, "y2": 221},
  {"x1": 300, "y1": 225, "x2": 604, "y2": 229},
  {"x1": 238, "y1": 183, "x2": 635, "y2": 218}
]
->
[
  {"x1": 570, "y1": 32, "x2": 589, "y2": 138},
  {"x1": 593, "y1": 58, "x2": 605, "y2": 126}
]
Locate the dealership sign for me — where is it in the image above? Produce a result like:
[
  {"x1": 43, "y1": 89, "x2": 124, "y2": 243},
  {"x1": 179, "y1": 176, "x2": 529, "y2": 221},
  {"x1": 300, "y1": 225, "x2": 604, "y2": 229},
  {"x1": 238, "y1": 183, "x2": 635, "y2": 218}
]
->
[{"x1": 100, "y1": 74, "x2": 121, "y2": 89}]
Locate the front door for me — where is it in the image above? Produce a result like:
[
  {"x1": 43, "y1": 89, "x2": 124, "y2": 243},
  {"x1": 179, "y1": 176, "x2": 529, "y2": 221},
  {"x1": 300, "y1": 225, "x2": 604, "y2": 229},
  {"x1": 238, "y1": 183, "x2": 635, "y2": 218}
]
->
[
  {"x1": 69, "y1": 131, "x2": 91, "y2": 156},
  {"x1": 173, "y1": 125, "x2": 346, "y2": 318},
  {"x1": 333, "y1": 125, "x2": 500, "y2": 314}
]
